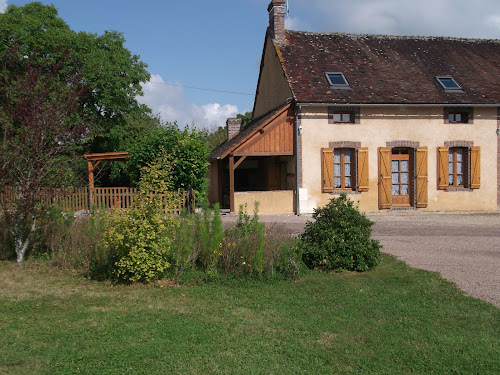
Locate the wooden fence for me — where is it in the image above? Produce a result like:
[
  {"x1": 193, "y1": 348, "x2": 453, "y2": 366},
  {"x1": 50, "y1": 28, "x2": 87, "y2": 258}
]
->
[{"x1": 0, "y1": 187, "x2": 196, "y2": 214}]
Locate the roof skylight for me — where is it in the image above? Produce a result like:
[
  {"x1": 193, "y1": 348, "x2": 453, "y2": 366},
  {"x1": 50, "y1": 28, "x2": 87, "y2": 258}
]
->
[
  {"x1": 436, "y1": 76, "x2": 463, "y2": 92},
  {"x1": 325, "y1": 72, "x2": 350, "y2": 89}
]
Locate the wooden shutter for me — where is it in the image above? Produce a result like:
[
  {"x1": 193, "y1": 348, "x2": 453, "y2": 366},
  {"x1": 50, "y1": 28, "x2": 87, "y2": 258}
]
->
[
  {"x1": 321, "y1": 148, "x2": 334, "y2": 193},
  {"x1": 437, "y1": 147, "x2": 449, "y2": 190},
  {"x1": 415, "y1": 147, "x2": 428, "y2": 208},
  {"x1": 357, "y1": 147, "x2": 369, "y2": 192},
  {"x1": 378, "y1": 147, "x2": 391, "y2": 209},
  {"x1": 470, "y1": 146, "x2": 480, "y2": 189}
]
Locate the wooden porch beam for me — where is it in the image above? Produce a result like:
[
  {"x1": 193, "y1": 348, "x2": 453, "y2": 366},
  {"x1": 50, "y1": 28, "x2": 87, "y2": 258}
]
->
[{"x1": 233, "y1": 155, "x2": 247, "y2": 169}]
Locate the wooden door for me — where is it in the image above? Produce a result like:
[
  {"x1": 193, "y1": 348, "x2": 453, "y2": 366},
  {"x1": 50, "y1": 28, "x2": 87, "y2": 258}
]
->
[{"x1": 391, "y1": 148, "x2": 412, "y2": 206}]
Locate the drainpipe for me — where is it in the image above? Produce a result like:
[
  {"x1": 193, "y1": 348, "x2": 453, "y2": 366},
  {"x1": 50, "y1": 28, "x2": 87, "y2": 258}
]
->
[{"x1": 295, "y1": 104, "x2": 301, "y2": 216}]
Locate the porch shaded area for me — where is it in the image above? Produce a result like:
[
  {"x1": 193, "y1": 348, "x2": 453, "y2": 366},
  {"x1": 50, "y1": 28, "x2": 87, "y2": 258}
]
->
[{"x1": 208, "y1": 102, "x2": 297, "y2": 213}]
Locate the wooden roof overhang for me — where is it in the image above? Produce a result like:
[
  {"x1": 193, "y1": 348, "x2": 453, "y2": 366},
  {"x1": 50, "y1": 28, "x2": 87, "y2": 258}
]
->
[
  {"x1": 219, "y1": 102, "x2": 295, "y2": 160},
  {"x1": 84, "y1": 152, "x2": 129, "y2": 189}
]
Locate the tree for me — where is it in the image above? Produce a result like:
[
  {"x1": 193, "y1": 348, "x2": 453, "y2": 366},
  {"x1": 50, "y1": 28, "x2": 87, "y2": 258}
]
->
[
  {"x1": 237, "y1": 111, "x2": 253, "y2": 127},
  {"x1": 0, "y1": 46, "x2": 90, "y2": 266},
  {"x1": 0, "y1": 2, "x2": 151, "y2": 154},
  {"x1": 205, "y1": 126, "x2": 227, "y2": 151},
  {"x1": 128, "y1": 124, "x2": 210, "y2": 197}
]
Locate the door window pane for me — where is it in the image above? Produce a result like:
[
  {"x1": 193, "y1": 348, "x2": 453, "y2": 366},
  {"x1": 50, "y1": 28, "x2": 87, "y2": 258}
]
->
[
  {"x1": 392, "y1": 173, "x2": 399, "y2": 183},
  {"x1": 400, "y1": 160, "x2": 409, "y2": 171},
  {"x1": 401, "y1": 172, "x2": 409, "y2": 183},
  {"x1": 401, "y1": 184, "x2": 409, "y2": 195},
  {"x1": 392, "y1": 161, "x2": 399, "y2": 171},
  {"x1": 392, "y1": 184, "x2": 400, "y2": 195},
  {"x1": 449, "y1": 174, "x2": 454, "y2": 185},
  {"x1": 457, "y1": 174, "x2": 463, "y2": 186}
]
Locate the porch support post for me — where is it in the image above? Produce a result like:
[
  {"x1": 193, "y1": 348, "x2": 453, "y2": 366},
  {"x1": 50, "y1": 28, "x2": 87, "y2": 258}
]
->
[
  {"x1": 229, "y1": 154, "x2": 235, "y2": 213},
  {"x1": 88, "y1": 161, "x2": 95, "y2": 207}
]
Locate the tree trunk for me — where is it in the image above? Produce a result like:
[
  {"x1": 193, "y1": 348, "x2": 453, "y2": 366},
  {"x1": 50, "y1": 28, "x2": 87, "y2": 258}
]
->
[{"x1": 15, "y1": 215, "x2": 35, "y2": 267}]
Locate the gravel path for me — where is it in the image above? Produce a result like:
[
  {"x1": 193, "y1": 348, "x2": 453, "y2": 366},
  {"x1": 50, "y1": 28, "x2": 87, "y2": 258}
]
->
[{"x1": 222, "y1": 211, "x2": 500, "y2": 307}]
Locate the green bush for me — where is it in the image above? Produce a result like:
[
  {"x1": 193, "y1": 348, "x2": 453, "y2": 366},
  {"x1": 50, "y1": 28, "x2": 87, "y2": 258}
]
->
[
  {"x1": 299, "y1": 194, "x2": 381, "y2": 272},
  {"x1": 97, "y1": 151, "x2": 179, "y2": 283}
]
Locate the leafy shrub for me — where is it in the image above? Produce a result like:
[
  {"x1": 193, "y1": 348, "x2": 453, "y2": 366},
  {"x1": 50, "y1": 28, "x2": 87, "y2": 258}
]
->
[
  {"x1": 299, "y1": 194, "x2": 381, "y2": 272},
  {"x1": 97, "y1": 151, "x2": 179, "y2": 283}
]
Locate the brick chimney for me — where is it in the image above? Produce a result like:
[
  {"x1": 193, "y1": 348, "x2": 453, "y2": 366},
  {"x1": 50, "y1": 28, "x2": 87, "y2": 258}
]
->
[
  {"x1": 268, "y1": 0, "x2": 286, "y2": 46},
  {"x1": 226, "y1": 117, "x2": 243, "y2": 140}
]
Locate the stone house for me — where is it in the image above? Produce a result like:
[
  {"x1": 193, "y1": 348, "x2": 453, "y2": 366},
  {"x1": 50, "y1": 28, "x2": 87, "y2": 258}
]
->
[{"x1": 208, "y1": 0, "x2": 500, "y2": 214}]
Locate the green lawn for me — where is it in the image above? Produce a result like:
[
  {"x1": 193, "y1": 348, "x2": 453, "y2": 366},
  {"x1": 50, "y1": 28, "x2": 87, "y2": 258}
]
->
[{"x1": 1, "y1": 255, "x2": 498, "y2": 374}]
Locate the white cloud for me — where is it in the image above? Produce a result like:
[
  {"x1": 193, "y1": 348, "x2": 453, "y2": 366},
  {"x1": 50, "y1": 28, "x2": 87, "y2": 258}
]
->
[
  {"x1": 285, "y1": 16, "x2": 311, "y2": 31},
  {"x1": 0, "y1": 0, "x2": 8, "y2": 13},
  {"x1": 289, "y1": 0, "x2": 500, "y2": 38},
  {"x1": 137, "y1": 74, "x2": 239, "y2": 130},
  {"x1": 485, "y1": 14, "x2": 500, "y2": 32}
]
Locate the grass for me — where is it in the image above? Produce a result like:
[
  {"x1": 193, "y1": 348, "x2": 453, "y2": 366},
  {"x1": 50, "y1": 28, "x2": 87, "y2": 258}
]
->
[{"x1": 1, "y1": 254, "x2": 499, "y2": 374}]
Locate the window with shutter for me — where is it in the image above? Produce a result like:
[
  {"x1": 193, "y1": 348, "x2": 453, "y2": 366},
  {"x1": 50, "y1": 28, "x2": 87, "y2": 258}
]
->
[
  {"x1": 322, "y1": 146, "x2": 368, "y2": 193},
  {"x1": 438, "y1": 145, "x2": 479, "y2": 190}
]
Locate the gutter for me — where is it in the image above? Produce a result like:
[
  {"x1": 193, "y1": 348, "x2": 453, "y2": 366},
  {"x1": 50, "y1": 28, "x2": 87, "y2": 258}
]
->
[{"x1": 298, "y1": 103, "x2": 500, "y2": 107}]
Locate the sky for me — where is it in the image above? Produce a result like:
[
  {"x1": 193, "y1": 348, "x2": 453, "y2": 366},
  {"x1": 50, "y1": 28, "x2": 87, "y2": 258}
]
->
[{"x1": 2, "y1": 0, "x2": 500, "y2": 130}]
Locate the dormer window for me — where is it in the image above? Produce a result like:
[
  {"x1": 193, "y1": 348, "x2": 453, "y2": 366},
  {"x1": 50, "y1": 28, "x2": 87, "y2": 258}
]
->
[
  {"x1": 326, "y1": 72, "x2": 350, "y2": 89},
  {"x1": 436, "y1": 76, "x2": 464, "y2": 92}
]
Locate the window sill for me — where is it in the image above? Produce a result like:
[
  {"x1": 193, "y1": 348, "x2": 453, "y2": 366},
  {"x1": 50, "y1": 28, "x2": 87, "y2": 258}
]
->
[
  {"x1": 329, "y1": 190, "x2": 360, "y2": 195},
  {"x1": 445, "y1": 188, "x2": 472, "y2": 192}
]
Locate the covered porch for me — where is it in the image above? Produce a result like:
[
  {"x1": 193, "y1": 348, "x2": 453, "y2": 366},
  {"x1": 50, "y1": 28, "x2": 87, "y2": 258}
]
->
[{"x1": 208, "y1": 102, "x2": 297, "y2": 213}]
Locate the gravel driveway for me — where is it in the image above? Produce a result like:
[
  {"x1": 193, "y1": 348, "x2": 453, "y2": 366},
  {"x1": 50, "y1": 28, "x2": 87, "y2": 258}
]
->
[{"x1": 222, "y1": 211, "x2": 500, "y2": 308}]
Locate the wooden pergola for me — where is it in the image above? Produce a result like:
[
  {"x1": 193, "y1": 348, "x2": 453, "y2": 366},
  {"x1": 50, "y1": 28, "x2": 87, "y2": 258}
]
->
[{"x1": 84, "y1": 151, "x2": 129, "y2": 189}]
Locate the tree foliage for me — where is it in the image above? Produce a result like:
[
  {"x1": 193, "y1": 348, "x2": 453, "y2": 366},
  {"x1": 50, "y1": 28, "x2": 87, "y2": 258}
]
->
[
  {"x1": 0, "y1": 2, "x2": 151, "y2": 153},
  {"x1": 205, "y1": 126, "x2": 226, "y2": 151},
  {"x1": 237, "y1": 111, "x2": 253, "y2": 127},
  {"x1": 128, "y1": 124, "x2": 210, "y2": 195},
  {"x1": 0, "y1": 46, "x2": 90, "y2": 266}
]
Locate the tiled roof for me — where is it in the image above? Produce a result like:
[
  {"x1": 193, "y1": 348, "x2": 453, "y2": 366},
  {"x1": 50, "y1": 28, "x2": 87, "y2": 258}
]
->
[
  {"x1": 209, "y1": 101, "x2": 292, "y2": 161},
  {"x1": 279, "y1": 31, "x2": 500, "y2": 105}
]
